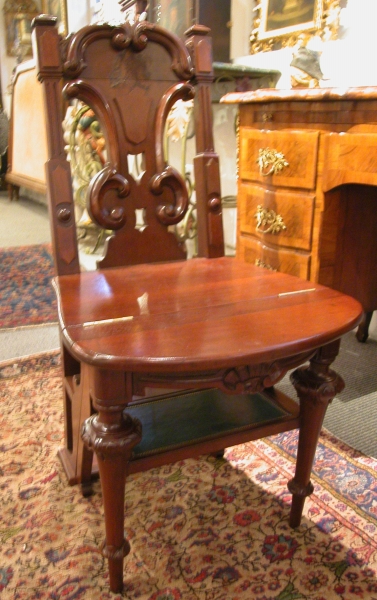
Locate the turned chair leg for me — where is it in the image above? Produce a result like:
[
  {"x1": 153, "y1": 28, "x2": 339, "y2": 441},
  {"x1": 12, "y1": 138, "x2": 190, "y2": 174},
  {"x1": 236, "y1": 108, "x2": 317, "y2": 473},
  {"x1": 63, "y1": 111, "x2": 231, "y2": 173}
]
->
[
  {"x1": 81, "y1": 368, "x2": 142, "y2": 593},
  {"x1": 80, "y1": 444, "x2": 95, "y2": 497},
  {"x1": 288, "y1": 340, "x2": 344, "y2": 528}
]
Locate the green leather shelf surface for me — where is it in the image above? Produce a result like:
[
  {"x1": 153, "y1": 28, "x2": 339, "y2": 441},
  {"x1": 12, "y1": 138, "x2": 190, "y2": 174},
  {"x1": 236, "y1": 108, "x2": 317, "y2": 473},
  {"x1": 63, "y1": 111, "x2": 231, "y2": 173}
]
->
[{"x1": 128, "y1": 390, "x2": 289, "y2": 458}]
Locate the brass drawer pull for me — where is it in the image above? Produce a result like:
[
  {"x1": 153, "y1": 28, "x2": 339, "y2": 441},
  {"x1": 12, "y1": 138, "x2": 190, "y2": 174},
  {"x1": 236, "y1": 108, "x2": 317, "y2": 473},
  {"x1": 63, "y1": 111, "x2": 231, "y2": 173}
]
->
[
  {"x1": 254, "y1": 204, "x2": 287, "y2": 235},
  {"x1": 262, "y1": 112, "x2": 273, "y2": 123},
  {"x1": 257, "y1": 147, "x2": 289, "y2": 176},
  {"x1": 255, "y1": 258, "x2": 277, "y2": 271}
]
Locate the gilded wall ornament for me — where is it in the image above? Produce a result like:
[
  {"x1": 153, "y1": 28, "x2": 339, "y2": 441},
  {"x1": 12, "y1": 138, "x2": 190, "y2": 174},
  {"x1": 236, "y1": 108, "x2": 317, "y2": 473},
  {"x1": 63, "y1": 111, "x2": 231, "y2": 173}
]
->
[{"x1": 250, "y1": 0, "x2": 342, "y2": 54}]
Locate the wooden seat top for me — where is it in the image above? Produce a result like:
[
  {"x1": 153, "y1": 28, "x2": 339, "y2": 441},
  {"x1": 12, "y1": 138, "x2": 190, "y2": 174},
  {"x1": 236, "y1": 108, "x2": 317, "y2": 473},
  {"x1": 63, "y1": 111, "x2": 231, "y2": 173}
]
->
[{"x1": 54, "y1": 257, "x2": 362, "y2": 372}]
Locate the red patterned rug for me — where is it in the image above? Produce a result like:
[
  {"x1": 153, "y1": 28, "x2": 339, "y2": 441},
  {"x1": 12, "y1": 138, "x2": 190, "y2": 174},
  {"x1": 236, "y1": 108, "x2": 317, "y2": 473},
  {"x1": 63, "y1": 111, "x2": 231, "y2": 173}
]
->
[
  {"x1": 1, "y1": 352, "x2": 377, "y2": 599},
  {"x1": 0, "y1": 244, "x2": 57, "y2": 329}
]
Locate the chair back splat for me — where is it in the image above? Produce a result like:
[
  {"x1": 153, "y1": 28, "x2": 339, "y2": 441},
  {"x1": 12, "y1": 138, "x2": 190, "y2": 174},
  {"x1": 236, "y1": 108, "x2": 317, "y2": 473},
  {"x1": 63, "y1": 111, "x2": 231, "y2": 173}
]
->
[
  {"x1": 32, "y1": 14, "x2": 363, "y2": 595},
  {"x1": 33, "y1": 16, "x2": 223, "y2": 275}
]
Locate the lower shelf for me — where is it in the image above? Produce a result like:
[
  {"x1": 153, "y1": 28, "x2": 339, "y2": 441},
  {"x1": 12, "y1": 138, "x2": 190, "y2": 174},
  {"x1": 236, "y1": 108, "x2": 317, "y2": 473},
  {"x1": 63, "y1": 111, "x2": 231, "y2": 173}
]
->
[
  {"x1": 128, "y1": 388, "x2": 292, "y2": 459},
  {"x1": 59, "y1": 386, "x2": 300, "y2": 484}
]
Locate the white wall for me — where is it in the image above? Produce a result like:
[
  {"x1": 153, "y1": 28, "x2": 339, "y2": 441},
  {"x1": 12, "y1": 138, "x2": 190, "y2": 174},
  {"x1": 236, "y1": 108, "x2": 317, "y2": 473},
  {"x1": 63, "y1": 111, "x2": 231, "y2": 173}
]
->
[
  {"x1": 321, "y1": 0, "x2": 377, "y2": 88},
  {"x1": 229, "y1": 0, "x2": 254, "y2": 59},
  {"x1": 66, "y1": 0, "x2": 92, "y2": 34}
]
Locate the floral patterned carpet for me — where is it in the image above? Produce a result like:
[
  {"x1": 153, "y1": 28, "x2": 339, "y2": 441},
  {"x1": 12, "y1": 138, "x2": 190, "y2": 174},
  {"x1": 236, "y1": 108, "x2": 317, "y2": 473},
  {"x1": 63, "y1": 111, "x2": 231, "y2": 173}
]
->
[
  {"x1": 0, "y1": 244, "x2": 57, "y2": 329},
  {"x1": 1, "y1": 352, "x2": 377, "y2": 599}
]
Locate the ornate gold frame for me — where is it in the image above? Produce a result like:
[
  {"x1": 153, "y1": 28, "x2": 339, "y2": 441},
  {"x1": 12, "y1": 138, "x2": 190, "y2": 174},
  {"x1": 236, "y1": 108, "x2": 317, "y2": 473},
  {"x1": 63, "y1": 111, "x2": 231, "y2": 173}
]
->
[
  {"x1": 250, "y1": 0, "x2": 342, "y2": 54},
  {"x1": 150, "y1": 0, "x2": 192, "y2": 39},
  {"x1": 42, "y1": 0, "x2": 68, "y2": 36},
  {"x1": 3, "y1": 0, "x2": 40, "y2": 57}
]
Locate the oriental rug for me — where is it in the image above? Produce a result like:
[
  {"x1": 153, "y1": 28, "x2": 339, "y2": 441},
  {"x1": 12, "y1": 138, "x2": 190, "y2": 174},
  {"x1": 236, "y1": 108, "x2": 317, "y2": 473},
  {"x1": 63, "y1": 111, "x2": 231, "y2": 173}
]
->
[
  {"x1": 0, "y1": 244, "x2": 57, "y2": 329},
  {"x1": 1, "y1": 352, "x2": 377, "y2": 600}
]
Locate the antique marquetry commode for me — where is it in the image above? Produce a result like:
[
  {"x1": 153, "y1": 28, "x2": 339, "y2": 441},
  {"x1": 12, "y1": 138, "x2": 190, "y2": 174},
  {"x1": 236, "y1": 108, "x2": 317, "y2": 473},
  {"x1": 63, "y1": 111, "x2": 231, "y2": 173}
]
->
[{"x1": 221, "y1": 87, "x2": 377, "y2": 341}]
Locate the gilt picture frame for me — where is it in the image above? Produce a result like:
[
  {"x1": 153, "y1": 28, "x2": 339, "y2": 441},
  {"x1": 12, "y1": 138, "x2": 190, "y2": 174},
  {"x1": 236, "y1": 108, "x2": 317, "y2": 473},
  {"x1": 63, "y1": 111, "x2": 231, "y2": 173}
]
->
[
  {"x1": 3, "y1": 0, "x2": 40, "y2": 57},
  {"x1": 250, "y1": 0, "x2": 342, "y2": 54},
  {"x1": 42, "y1": 0, "x2": 68, "y2": 36},
  {"x1": 150, "y1": 0, "x2": 193, "y2": 40}
]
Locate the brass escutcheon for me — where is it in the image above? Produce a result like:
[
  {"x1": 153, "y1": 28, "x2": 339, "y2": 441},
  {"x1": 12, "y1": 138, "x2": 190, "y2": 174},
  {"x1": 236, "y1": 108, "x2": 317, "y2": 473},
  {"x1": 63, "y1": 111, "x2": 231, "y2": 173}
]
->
[
  {"x1": 257, "y1": 147, "x2": 289, "y2": 176},
  {"x1": 255, "y1": 258, "x2": 277, "y2": 271},
  {"x1": 262, "y1": 112, "x2": 273, "y2": 122},
  {"x1": 254, "y1": 204, "x2": 287, "y2": 235}
]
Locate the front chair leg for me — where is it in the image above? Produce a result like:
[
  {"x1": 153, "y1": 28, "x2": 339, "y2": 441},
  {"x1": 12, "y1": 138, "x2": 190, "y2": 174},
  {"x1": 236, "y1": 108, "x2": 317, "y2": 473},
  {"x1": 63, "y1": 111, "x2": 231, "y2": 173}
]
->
[
  {"x1": 81, "y1": 368, "x2": 142, "y2": 593},
  {"x1": 288, "y1": 340, "x2": 344, "y2": 528}
]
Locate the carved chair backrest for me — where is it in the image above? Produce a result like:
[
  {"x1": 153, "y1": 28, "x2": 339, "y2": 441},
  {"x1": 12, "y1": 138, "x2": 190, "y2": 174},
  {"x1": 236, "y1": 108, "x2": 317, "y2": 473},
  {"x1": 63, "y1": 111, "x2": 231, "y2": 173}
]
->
[{"x1": 32, "y1": 16, "x2": 224, "y2": 276}]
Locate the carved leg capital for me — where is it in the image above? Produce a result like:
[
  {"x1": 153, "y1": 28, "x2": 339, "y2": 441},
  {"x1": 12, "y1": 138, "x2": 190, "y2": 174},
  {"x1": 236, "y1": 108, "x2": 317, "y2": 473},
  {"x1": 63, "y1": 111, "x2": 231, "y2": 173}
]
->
[
  {"x1": 290, "y1": 365, "x2": 344, "y2": 408},
  {"x1": 82, "y1": 411, "x2": 142, "y2": 462}
]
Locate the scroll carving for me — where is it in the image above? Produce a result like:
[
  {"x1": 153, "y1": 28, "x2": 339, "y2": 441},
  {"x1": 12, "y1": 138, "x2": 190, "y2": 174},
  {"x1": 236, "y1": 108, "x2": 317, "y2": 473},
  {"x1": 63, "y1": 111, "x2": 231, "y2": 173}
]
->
[
  {"x1": 62, "y1": 21, "x2": 193, "y2": 81},
  {"x1": 136, "y1": 350, "x2": 316, "y2": 395},
  {"x1": 61, "y1": 24, "x2": 195, "y2": 231},
  {"x1": 63, "y1": 80, "x2": 121, "y2": 168},
  {"x1": 151, "y1": 82, "x2": 195, "y2": 225},
  {"x1": 223, "y1": 363, "x2": 282, "y2": 393},
  {"x1": 88, "y1": 165, "x2": 130, "y2": 230},
  {"x1": 63, "y1": 81, "x2": 131, "y2": 230},
  {"x1": 150, "y1": 166, "x2": 189, "y2": 225}
]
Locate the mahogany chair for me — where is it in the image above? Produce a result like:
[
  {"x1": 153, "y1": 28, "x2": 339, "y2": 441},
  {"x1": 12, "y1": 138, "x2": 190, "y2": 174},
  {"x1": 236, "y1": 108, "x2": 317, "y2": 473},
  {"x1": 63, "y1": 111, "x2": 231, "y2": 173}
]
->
[{"x1": 32, "y1": 15, "x2": 362, "y2": 594}]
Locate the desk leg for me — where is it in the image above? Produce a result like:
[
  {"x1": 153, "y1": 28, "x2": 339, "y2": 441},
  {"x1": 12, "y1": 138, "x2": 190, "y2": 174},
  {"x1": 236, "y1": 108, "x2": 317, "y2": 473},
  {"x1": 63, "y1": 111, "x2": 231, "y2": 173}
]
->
[
  {"x1": 288, "y1": 340, "x2": 344, "y2": 528},
  {"x1": 356, "y1": 311, "x2": 373, "y2": 343}
]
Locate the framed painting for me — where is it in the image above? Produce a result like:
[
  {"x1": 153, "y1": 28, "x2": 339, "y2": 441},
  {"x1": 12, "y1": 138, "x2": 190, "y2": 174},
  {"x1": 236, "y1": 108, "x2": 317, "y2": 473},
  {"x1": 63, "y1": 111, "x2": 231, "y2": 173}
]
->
[
  {"x1": 42, "y1": 0, "x2": 68, "y2": 36},
  {"x1": 149, "y1": 0, "x2": 231, "y2": 61},
  {"x1": 250, "y1": 0, "x2": 342, "y2": 53},
  {"x1": 3, "y1": 0, "x2": 39, "y2": 57},
  {"x1": 150, "y1": 0, "x2": 193, "y2": 39}
]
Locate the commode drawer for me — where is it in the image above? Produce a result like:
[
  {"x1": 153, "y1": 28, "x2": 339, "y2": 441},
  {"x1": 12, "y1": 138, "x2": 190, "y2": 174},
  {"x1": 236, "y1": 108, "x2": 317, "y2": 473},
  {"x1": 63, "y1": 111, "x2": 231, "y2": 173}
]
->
[
  {"x1": 238, "y1": 183, "x2": 314, "y2": 252},
  {"x1": 239, "y1": 128, "x2": 319, "y2": 190},
  {"x1": 323, "y1": 131, "x2": 377, "y2": 191},
  {"x1": 237, "y1": 236, "x2": 311, "y2": 280}
]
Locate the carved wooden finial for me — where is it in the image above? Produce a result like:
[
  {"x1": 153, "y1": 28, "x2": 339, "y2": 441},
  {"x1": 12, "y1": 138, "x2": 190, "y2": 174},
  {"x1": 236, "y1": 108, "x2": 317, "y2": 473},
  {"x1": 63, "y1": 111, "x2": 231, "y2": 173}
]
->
[{"x1": 31, "y1": 14, "x2": 58, "y2": 30}]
